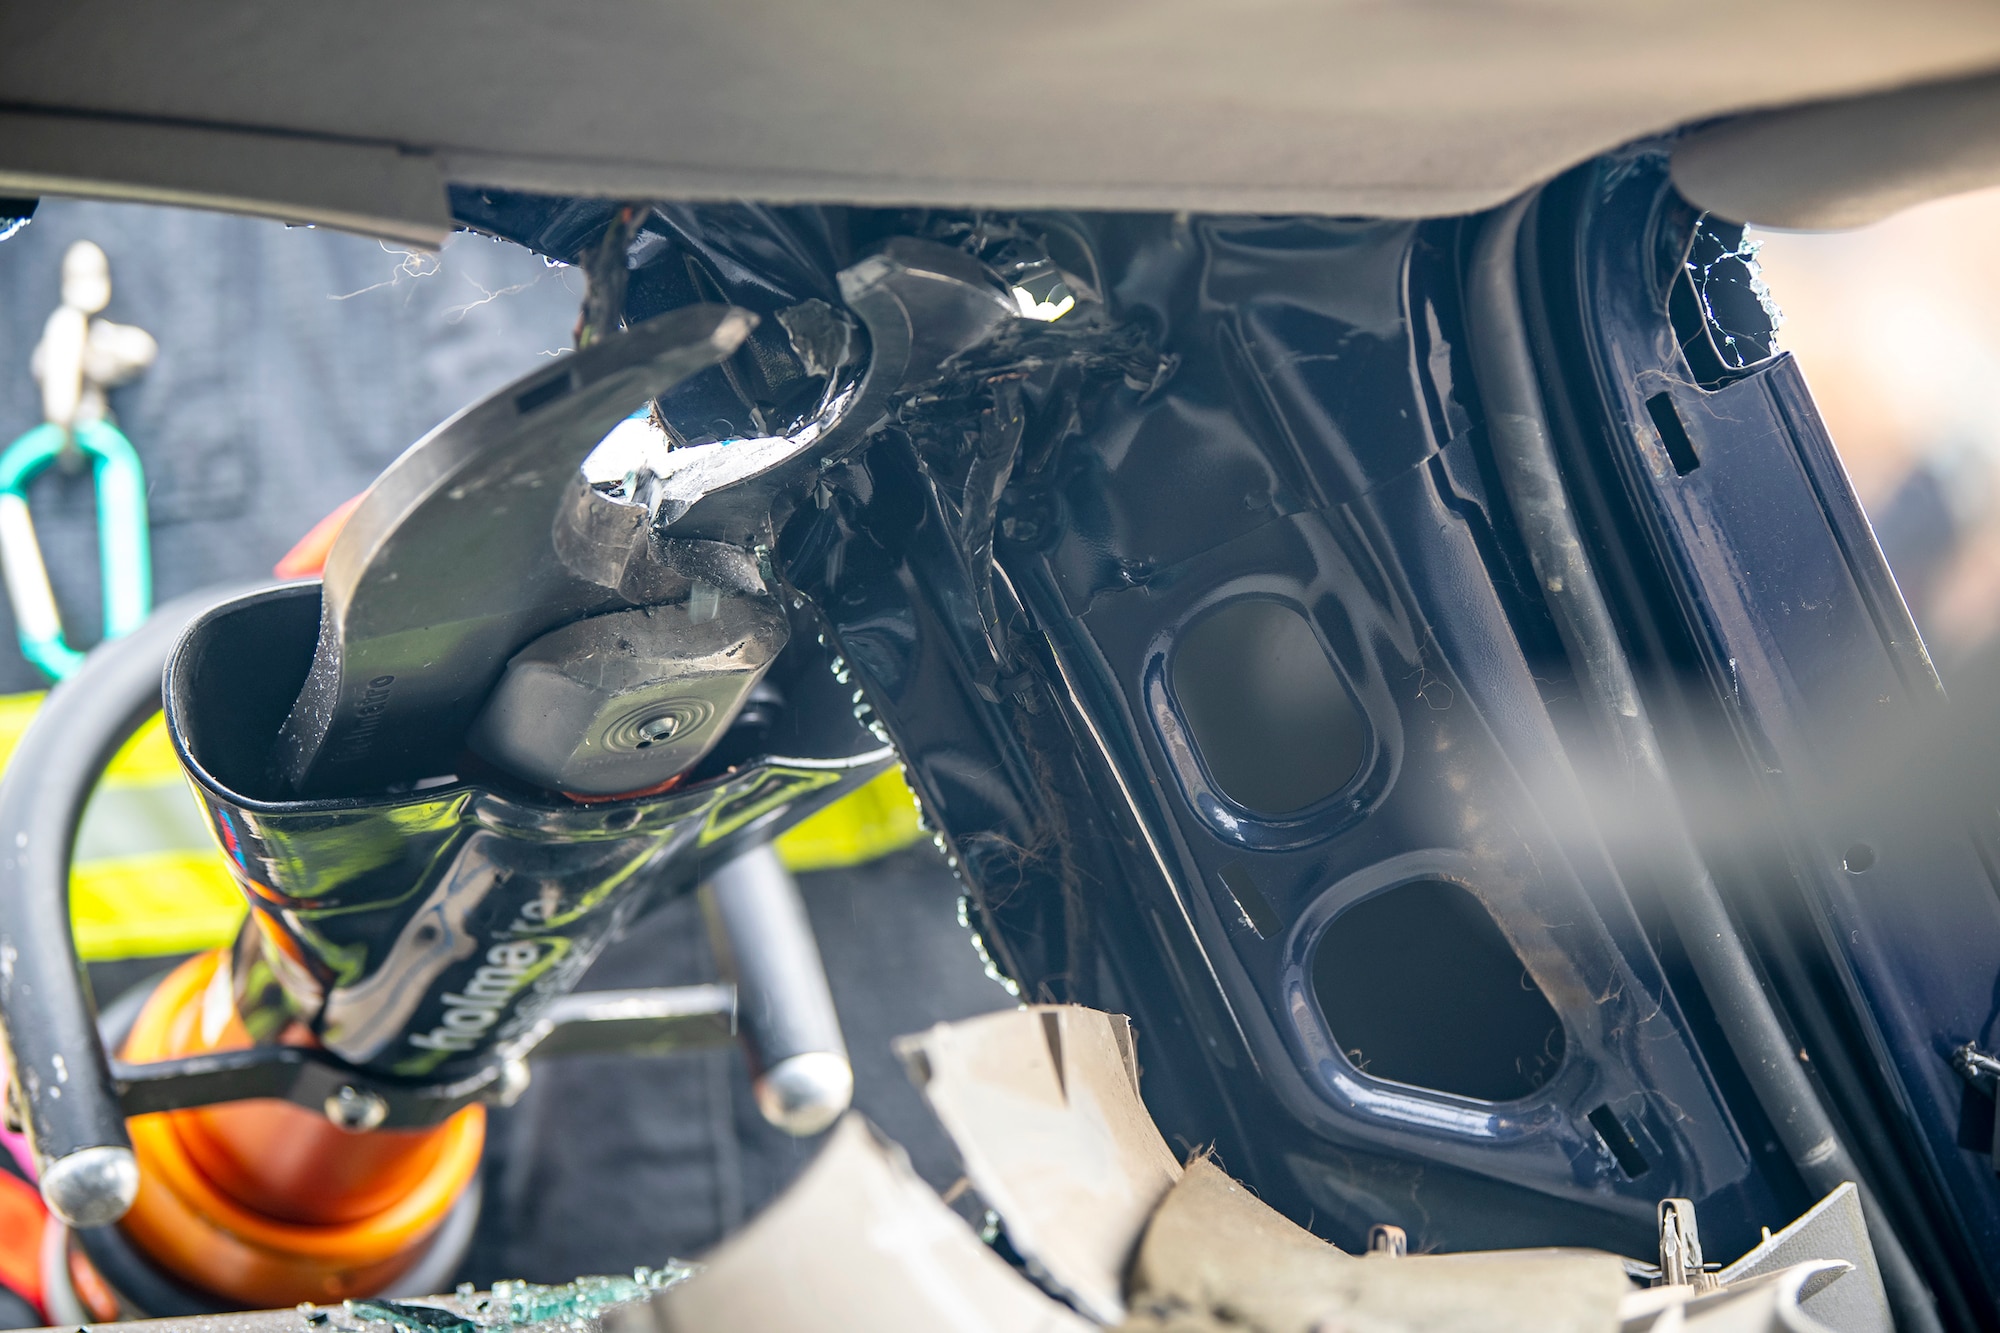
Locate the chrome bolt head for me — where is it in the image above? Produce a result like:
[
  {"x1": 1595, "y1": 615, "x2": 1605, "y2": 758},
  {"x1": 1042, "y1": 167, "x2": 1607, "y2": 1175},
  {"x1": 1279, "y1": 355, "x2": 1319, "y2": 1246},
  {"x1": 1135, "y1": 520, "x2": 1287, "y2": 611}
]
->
[
  {"x1": 634, "y1": 713, "x2": 682, "y2": 747},
  {"x1": 324, "y1": 1084, "x2": 390, "y2": 1132}
]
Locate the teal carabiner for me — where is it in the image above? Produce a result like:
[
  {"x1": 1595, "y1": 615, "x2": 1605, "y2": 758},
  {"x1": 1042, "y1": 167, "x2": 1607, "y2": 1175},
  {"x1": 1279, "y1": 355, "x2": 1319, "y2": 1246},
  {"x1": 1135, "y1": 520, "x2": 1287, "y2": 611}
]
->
[{"x1": 0, "y1": 420, "x2": 152, "y2": 680}]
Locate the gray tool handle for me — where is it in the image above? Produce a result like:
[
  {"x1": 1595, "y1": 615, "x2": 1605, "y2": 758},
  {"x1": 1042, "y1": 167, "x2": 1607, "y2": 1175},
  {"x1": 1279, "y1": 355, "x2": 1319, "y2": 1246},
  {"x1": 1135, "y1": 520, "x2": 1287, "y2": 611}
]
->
[{"x1": 705, "y1": 844, "x2": 851, "y2": 1136}]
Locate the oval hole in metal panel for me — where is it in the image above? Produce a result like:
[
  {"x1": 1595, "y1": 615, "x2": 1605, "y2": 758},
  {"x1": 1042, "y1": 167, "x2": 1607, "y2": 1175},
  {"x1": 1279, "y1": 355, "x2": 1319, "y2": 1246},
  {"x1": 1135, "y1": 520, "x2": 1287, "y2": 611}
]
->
[
  {"x1": 1171, "y1": 598, "x2": 1365, "y2": 816},
  {"x1": 1313, "y1": 878, "x2": 1565, "y2": 1102}
]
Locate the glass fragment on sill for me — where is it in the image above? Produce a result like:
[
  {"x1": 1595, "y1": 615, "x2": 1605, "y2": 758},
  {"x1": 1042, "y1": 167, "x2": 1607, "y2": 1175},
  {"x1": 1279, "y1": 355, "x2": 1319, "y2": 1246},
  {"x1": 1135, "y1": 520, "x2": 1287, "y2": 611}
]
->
[{"x1": 326, "y1": 1265, "x2": 693, "y2": 1333}]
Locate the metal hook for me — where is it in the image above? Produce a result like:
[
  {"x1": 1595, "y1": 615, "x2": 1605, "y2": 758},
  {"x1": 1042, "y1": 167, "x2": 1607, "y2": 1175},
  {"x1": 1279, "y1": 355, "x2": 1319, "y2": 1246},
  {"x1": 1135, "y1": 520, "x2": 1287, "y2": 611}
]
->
[{"x1": 0, "y1": 419, "x2": 151, "y2": 680}]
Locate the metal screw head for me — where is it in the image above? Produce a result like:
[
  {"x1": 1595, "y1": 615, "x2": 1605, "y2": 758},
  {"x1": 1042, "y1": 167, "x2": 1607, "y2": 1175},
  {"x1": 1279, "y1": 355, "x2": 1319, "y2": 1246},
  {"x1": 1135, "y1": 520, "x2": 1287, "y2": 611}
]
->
[
  {"x1": 633, "y1": 713, "x2": 682, "y2": 748},
  {"x1": 493, "y1": 1058, "x2": 532, "y2": 1108},
  {"x1": 41, "y1": 1146, "x2": 139, "y2": 1228},
  {"x1": 324, "y1": 1084, "x2": 389, "y2": 1132}
]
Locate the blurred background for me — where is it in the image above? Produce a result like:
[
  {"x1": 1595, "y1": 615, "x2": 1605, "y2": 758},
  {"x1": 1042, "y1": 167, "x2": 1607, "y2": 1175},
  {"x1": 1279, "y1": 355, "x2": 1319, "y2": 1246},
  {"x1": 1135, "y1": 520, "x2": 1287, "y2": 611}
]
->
[
  {"x1": 1754, "y1": 187, "x2": 2000, "y2": 673},
  {"x1": 0, "y1": 198, "x2": 583, "y2": 691}
]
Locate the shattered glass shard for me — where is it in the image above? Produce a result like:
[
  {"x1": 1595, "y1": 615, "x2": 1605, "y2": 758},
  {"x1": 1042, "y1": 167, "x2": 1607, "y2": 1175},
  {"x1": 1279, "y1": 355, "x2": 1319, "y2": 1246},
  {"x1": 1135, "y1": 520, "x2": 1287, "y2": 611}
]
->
[
  {"x1": 1670, "y1": 213, "x2": 1785, "y2": 390},
  {"x1": 342, "y1": 1300, "x2": 477, "y2": 1333},
  {"x1": 332, "y1": 1267, "x2": 694, "y2": 1333},
  {"x1": 478, "y1": 1267, "x2": 695, "y2": 1332},
  {"x1": 1685, "y1": 214, "x2": 1783, "y2": 369}
]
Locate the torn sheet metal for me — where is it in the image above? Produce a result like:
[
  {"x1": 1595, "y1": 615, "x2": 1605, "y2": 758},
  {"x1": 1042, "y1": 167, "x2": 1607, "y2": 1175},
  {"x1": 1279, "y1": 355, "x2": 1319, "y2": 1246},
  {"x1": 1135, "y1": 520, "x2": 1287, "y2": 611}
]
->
[
  {"x1": 626, "y1": 1114, "x2": 1092, "y2": 1333},
  {"x1": 1714, "y1": 1183, "x2": 1888, "y2": 1333},
  {"x1": 54, "y1": 1010, "x2": 1889, "y2": 1333},
  {"x1": 1122, "y1": 1156, "x2": 1633, "y2": 1333},
  {"x1": 894, "y1": 1006, "x2": 1183, "y2": 1324},
  {"x1": 1619, "y1": 1262, "x2": 1851, "y2": 1333}
]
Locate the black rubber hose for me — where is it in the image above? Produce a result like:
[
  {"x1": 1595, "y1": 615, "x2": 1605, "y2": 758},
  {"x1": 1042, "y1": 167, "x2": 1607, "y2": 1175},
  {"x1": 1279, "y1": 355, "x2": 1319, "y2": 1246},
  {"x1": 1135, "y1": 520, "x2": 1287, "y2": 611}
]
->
[
  {"x1": 1465, "y1": 197, "x2": 1938, "y2": 1332},
  {"x1": 0, "y1": 585, "x2": 255, "y2": 1227}
]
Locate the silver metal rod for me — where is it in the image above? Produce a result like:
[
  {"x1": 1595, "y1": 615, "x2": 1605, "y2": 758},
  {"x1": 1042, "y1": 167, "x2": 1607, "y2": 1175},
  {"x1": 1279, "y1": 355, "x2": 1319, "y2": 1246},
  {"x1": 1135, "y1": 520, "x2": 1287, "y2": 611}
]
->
[{"x1": 705, "y1": 843, "x2": 852, "y2": 1136}]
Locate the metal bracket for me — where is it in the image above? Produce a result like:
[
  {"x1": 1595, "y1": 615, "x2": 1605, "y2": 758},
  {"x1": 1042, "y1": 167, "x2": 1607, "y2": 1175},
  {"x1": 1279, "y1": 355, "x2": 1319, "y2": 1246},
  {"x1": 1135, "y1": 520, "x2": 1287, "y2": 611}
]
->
[
  {"x1": 1950, "y1": 1041, "x2": 2000, "y2": 1173},
  {"x1": 108, "y1": 982, "x2": 737, "y2": 1130},
  {"x1": 1950, "y1": 1041, "x2": 2000, "y2": 1089},
  {"x1": 1366, "y1": 1224, "x2": 1408, "y2": 1257},
  {"x1": 1656, "y1": 1198, "x2": 1721, "y2": 1291}
]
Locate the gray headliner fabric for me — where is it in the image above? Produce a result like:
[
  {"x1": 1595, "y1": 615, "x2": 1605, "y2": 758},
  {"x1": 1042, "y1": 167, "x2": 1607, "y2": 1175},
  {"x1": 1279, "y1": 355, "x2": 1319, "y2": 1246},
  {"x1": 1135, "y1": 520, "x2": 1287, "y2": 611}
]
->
[
  {"x1": 4, "y1": 2, "x2": 2000, "y2": 231},
  {"x1": 1674, "y1": 70, "x2": 2000, "y2": 229}
]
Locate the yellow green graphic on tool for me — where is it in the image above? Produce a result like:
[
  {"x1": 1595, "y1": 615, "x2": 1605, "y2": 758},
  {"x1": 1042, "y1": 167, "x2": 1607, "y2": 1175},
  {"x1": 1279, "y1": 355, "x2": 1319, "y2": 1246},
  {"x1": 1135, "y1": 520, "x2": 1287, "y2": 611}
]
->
[{"x1": 0, "y1": 692, "x2": 925, "y2": 962}]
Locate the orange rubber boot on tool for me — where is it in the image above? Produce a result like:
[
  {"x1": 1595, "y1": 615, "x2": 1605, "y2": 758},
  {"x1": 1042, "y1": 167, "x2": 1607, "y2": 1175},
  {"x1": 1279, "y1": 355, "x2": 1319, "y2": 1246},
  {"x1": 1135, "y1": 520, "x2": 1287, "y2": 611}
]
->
[{"x1": 108, "y1": 950, "x2": 484, "y2": 1308}]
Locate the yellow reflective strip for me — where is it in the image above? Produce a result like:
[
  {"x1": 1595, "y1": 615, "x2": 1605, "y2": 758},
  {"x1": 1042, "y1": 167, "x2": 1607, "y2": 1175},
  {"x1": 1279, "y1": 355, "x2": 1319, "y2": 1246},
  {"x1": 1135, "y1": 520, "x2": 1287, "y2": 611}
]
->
[
  {"x1": 99, "y1": 711, "x2": 184, "y2": 788},
  {"x1": 0, "y1": 694, "x2": 242, "y2": 961},
  {"x1": 70, "y1": 850, "x2": 246, "y2": 961},
  {"x1": 0, "y1": 690, "x2": 44, "y2": 772},
  {"x1": 773, "y1": 765, "x2": 926, "y2": 873},
  {"x1": 0, "y1": 697, "x2": 181, "y2": 788},
  {"x1": 9, "y1": 685, "x2": 916, "y2": 965}
]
